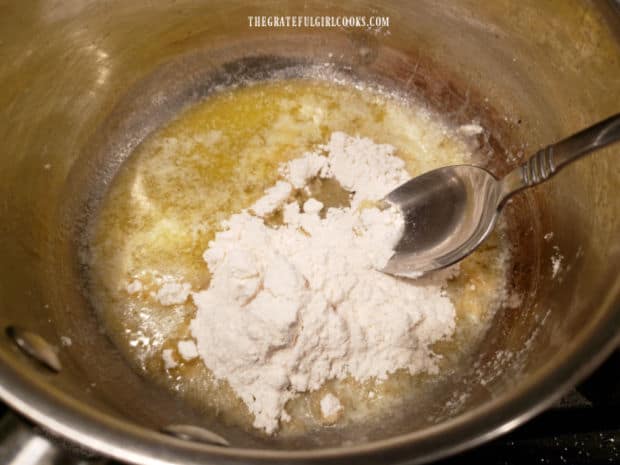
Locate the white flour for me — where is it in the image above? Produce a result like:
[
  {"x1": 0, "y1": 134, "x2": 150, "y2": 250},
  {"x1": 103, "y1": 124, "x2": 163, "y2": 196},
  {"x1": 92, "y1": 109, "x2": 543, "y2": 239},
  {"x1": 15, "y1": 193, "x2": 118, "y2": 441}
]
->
[
  {"x1": 162, "y1": 349, "x2": 177, "y2": 369},
  {"x1": 126, "y1": 274, "x2": 192, "y2": 306},
  {"x1": 189, "y1": 132, "x2": 457, "y2": 434},
  {"x1": 177, "y1": 340, "x2": 198, "y2": 361},
  {"x1": 155, "y1": 281, "x2": 192, "y2": 306},
  {"x1": 320, "y1": 393, "x2": 343, "y2": 421}
]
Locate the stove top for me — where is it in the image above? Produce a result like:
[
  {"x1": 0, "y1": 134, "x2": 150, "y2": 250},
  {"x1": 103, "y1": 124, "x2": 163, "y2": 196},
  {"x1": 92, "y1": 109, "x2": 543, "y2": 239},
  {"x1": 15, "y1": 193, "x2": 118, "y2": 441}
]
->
[{"x1": 440, "y1": 350, "x2": 620, "y2": 465}]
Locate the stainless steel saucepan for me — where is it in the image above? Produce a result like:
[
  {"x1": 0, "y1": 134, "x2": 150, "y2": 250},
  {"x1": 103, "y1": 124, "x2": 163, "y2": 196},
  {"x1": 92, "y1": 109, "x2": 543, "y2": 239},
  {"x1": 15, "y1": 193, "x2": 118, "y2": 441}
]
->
[{"x1": 0, "y1": 1, "x2": 619, "y2": 464}]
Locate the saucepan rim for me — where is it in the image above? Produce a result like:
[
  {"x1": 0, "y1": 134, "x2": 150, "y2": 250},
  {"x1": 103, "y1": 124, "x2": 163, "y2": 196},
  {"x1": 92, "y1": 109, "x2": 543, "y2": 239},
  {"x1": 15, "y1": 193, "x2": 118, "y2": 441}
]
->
[{"x1": 0, "y1": 294, "x2": 617, "y2": 464}]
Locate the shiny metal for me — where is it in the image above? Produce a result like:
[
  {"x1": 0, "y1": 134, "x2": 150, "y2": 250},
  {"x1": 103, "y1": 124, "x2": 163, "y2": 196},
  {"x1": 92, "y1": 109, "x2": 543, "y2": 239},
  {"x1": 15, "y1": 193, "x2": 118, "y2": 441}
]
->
[
  {"x1": 6, "y1": 328, "x2": 62, "y2": 373},
  {"x1": 0, "y1": 1, "x2": 619, "y2": 465},
  {"x1": 0, "y1": 413, "x2": 98, "y2": 465},
  {"x1": 162, "y1": 425, "x2": 230, "y2": 447},
  {"x1": 384, "y1": 114, "x2": 620, "y2": 277}
]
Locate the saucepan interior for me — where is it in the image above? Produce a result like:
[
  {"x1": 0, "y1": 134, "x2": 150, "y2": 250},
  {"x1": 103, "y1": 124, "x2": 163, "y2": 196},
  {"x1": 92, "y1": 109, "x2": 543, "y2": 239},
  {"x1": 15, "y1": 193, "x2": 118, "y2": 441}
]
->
[{"x1": 0, "y1": 0, "x2": 618, "y2": 463}]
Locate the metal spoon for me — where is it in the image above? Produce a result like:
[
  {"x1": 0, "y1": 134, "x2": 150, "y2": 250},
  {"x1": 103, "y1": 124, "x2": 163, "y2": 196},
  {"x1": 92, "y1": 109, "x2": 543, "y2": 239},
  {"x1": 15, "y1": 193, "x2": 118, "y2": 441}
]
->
[{"x1": 383, "y1": 113, "x2": 620, "y2": 278}]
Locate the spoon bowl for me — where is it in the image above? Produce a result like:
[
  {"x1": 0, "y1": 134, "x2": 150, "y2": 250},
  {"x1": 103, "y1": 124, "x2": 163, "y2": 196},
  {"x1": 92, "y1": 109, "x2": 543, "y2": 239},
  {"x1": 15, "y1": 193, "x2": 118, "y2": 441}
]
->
[
  {"x1": 383, "y1": 165, "x2": 501, "y2": 277},
  {"x1": 383, "y1": 113, "x2": 620, "y2": 278}
]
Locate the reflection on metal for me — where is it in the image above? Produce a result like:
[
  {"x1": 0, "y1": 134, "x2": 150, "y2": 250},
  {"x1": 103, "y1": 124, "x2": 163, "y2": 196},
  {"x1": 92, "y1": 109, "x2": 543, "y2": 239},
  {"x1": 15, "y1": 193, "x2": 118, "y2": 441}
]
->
[
  {"x1": 162, "y1": 424, "x2": 230, "y2": 447},
  {"x1": 6, "y1": 327, "x2": 62, "y2": 373},
  {"x1": 84, "y1": 44, "x2": 110, "y2": 86},
  {"x1": 0, "y1": 414, "x2": 87, "y2": 465},
  {"x1": 384, "y1": 114, "x2": 620, "y2": 277},
  {"x1": 0, "y1": 0, "x2": 618, "y2": 464}
]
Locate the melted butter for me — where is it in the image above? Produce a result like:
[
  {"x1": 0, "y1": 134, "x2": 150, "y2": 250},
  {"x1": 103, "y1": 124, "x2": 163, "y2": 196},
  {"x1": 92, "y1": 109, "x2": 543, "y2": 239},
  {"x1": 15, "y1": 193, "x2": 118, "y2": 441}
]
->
[{"x1": 87, "y1": 79, "x2": 508, "y2": 437}]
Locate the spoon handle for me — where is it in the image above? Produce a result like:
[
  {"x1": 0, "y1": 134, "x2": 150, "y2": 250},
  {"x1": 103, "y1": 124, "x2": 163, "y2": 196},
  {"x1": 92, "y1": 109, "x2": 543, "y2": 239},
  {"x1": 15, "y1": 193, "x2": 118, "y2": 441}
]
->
[{"x1": 499, "y1": 113, "x2": 620, "y2": 201}]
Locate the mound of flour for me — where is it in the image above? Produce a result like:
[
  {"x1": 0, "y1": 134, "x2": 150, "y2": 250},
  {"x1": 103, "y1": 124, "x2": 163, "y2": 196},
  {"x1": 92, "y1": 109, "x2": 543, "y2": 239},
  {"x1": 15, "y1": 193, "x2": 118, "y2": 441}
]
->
[{"x1": 190, "y1": 132, "x2": 456, "y2": 433}]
